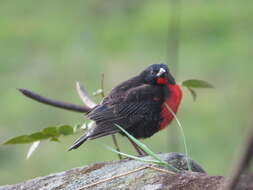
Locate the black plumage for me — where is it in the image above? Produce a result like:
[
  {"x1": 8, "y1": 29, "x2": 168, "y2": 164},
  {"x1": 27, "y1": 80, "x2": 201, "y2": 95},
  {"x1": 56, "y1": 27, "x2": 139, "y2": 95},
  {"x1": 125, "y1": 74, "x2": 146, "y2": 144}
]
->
[{"x1": 69, "y1": 64, "x2": 175, "y2": 150}]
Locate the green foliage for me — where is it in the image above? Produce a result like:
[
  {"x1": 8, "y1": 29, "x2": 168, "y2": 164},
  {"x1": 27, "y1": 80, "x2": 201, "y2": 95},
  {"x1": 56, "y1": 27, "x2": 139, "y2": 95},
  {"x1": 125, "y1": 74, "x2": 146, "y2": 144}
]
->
[
  {"x1": 181, "y1": 79, "x2": 214, "y2": 101},
  {"x1": 58, "y1": 125, "x2": 74, "y2": 136},
  {"x1": 3, "y1": 125, "x2": 73, "y2": 145},
  {"x1": 4, "y1": 135, "x2": 36, "y2": 144},
  {"x1": 187, "y1": 87, "x2": 198, "y2": 101},
  {"x1": 181, "y1": 79, "x2": 214, "y2": 89}
]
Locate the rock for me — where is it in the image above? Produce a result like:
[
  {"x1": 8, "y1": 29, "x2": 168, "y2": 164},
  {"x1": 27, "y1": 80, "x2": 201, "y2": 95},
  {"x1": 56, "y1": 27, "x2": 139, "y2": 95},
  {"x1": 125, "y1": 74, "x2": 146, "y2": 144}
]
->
[
  {"x1": 0, "y1": 153, "x2": 250, "y2": 190},
  {"x1": 163, "y1": 152, "x2": 206, "y2": 173}
]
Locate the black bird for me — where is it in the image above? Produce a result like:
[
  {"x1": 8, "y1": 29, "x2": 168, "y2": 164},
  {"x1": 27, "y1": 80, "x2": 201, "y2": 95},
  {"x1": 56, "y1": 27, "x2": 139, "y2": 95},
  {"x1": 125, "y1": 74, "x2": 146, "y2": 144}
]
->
[{"x1": 68, "y1": 64, "x2": 182, "y2": 151}]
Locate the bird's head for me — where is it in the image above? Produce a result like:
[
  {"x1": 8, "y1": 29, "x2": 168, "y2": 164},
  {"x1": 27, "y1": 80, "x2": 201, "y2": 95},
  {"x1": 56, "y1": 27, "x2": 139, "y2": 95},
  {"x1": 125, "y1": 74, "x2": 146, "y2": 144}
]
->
[{"x1": 140, "y1": 64, "x2": 176, "y2": 85}]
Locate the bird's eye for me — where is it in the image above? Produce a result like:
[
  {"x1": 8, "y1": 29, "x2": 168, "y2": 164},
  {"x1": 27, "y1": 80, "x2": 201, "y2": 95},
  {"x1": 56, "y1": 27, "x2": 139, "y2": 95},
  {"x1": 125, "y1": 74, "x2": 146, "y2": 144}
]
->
[{"x1": 150, "y1": 70, "x2": 156, "y2": 75}]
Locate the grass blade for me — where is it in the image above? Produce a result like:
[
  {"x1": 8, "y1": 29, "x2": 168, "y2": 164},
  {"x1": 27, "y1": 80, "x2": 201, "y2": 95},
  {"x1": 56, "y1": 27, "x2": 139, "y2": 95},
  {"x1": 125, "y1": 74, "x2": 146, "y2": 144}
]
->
[
  {"x1": 115, "y1": 124, "x2": 180, "y2": 172},
  {"x1": 106, "y1": 146, "x2": 162, "y2": 165},
  {"x1": 165, "y1": 103, "x2": 192, "y2": 171}
]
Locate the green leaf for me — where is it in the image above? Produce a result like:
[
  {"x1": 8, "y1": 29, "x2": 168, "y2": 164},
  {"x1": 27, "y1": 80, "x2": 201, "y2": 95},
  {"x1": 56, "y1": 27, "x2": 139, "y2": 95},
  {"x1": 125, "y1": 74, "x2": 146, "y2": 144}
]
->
[
  {"x1": 58, "y1": 125, "x2": 74, "y2": 136},
  {"x1": 4, "y1": 135, "x2": 35, "y2": 144},
  {"x1": 3, "y1": 125, "x2": 74, "y2": 145},
  {"x1": 181, "y1": 79, "x2": 214, "y2": 89},
  {"x1": 187, "y1": 87, "x2": 197, "y2": 101},
  {"x1": 42, "y1": 126, "x2": 60, "y2": 137},
  {"x1": 30, "y1": 132, "x2": 50, "y2": 140},
  {"x1": 50, "y1": 137, "x2": 60, "y2": 142}
]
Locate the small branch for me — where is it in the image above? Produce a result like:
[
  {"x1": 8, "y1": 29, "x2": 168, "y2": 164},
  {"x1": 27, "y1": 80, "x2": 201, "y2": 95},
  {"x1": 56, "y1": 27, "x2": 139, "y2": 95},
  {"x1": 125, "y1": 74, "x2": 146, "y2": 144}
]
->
[
  {"x1": 224, "y1": 126, "x2": 253, "y2": 190},
  {"x1": 100, "y1": 73, "x2": 105, "y2": 98},
  {"x1": 18, "y1": 88, "x2": 90, "y2": 113},
  {"x1": 76, "y1": 82, "x2": 97, "y2": 108}
]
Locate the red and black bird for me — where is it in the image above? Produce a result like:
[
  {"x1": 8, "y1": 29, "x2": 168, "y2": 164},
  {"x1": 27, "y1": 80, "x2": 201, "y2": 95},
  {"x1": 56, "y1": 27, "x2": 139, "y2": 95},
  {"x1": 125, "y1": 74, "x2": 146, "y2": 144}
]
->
[{"x1": 68, "y1": 64, "x2": 182, "y2": 151}]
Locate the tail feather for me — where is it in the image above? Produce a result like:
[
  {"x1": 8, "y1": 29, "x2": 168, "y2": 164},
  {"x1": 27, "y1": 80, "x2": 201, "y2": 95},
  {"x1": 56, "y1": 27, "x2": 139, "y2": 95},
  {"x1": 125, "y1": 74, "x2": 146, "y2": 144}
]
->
[{"x1": 68, "y1": 135, "x2": 89, "y2": 151}]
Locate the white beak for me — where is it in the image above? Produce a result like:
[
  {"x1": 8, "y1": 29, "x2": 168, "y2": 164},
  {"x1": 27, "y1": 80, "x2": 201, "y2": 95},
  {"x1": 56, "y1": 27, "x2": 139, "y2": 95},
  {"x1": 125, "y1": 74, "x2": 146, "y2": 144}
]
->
[{"x1": 156, "y1": 68, "x2": 166, "y2": 77}]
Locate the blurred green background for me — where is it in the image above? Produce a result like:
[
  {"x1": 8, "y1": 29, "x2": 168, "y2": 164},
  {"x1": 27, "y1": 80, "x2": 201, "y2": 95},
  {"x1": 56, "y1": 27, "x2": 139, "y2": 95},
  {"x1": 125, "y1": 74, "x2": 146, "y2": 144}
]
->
[{"x1": 1, "y1": 0, "x2": 252, "y2": 185}]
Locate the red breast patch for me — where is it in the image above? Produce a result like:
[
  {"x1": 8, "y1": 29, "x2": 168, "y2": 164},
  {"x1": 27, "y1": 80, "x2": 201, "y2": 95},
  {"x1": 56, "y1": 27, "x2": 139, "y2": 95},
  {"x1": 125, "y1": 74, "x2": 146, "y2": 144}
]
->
[
  {"x1": 159, "y1": 84, "x2": 183, "y2": 130},
  {"x1": 156, "y1": 77, "x2": 167, "y2": 85}
]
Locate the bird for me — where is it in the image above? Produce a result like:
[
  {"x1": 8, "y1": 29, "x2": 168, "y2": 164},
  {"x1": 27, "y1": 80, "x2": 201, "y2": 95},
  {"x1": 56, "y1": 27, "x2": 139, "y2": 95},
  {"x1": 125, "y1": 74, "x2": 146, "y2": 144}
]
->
[{"x1": 68, "y1": 64, "x2": 183, "y2": 151}]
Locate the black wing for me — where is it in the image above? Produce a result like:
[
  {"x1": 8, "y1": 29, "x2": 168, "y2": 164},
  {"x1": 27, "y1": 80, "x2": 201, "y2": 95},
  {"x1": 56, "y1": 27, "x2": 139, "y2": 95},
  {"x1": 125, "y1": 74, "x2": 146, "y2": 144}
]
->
[{"x1": 86, "y1": 84, "x2": 165, "y2": 139}]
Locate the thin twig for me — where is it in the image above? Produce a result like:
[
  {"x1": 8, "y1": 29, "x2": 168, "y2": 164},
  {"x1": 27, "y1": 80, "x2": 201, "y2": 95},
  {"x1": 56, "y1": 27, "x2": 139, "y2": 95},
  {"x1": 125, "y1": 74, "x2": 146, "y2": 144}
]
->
[
  {"x1": 100, "y1": 73, "x2": 105, "y2": 98},
  {"x1": 76, "y1": 81, "x2": 97, "y2": 108},
  {"x1": 18, "y1": 88, "x2": 90, "y2": 113},
  {"x1": 148, "y1": 165, "x2": 176, "y2": 175},
  {"x1": 223, "y1": 126, "x2": 253, "y2": 190},
  {"x1": 99, "y1": 73, "x2": 122, "y2": 160},
  {"x1": 78, "y1": 165, "x2": 175, "y2": 189}
]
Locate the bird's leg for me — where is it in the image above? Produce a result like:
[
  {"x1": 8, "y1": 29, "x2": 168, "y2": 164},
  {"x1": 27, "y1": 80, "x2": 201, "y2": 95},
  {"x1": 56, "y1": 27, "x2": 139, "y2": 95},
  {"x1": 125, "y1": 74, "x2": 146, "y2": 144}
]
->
[
  {"x1": 111, "y1": 134, "x2": 122, "y2": 160},
  {"x1": 126, "y1": 136, "x2": 146, "y2": 156}
]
